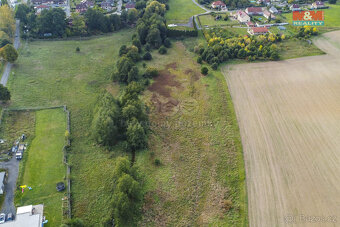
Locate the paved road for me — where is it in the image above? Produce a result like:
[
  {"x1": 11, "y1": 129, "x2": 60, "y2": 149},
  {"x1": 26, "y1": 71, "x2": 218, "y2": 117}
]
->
[
  {"x1": 0, "y1": 19, "x2": 20, "y2": 87},
  {"x1": 0, "y1": 155, "x2": 19, "y2": 215},
  {"x1": 191, "y1": 0, "x2": 210, "y2": 12}
]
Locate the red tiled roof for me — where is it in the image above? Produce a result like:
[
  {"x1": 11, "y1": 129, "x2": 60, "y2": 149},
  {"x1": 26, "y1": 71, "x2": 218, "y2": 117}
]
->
[
  {"x1": 247, "y1": 7, "x2": 263, "y2": 13},
  {"x1": 212, "y1": 1, "x2": 226, "y2": 6},
  {"x1": 251, "y1": 27, "x2": 268, "y2": 33}
]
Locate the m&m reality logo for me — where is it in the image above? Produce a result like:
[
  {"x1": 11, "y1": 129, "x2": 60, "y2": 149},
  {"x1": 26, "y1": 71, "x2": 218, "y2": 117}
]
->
[{"x1": 293, "y1": 11, "x2": 325, "y2": 26}]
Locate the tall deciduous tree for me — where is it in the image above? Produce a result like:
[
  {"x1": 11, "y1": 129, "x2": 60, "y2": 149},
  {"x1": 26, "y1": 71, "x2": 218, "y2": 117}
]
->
[
  {"x1": 0, "y1": 84, "x2": 10, "y2": 101},
  {"x1": 0, "y1": 44, "x2": 18, "y2": 62},
  {"x1": 0, "y1": 5, "x2": 15, "y2": 38}
]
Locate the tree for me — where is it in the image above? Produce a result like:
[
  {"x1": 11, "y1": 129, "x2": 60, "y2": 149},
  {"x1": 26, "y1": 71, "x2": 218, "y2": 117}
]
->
[
  {"x1": 70, "y1": 13, "x2": 86, "y2": 36},
  {"x1": 144, "y1": 1, "x2": 166, "y2": 17},
  {"x1": 109, "y1": 14, "x2": 121, "y2": 31},
  {"x1": 15, "y1": 4, "x2": 30, "y2": 25},
  {"x1": 128, "y1": 8, "x2": 138, "y2": 24},
  {"x1": 329, "y1": 0, "x2": 337, "y2": 4},
  {"x1": 143, "y1": 52, "x2": 152, "y2": 60},
  {"x1": 91, "y1": 93, "x2": 121, "y2": 146},
  {"x1": 0, "y1": 44, "x2": 18, "y2": 63},
  {"x1": 0, "y1": 5, "x2": 15, "y2": 38},
  {"x1": 111, "y1": 157, "x2": 143, "y2": 227},
  {"x1": 127, "y1": 66, "x2": 139, "y2": 83},
  {"x1": 0, "y1": 84, "x2": 10, "y2": 101},
  {"x1": 85, "y1": 8, "x2": 111, "y2": 33},
  {"x1": 61, "y1": 218, "x2": 84, "y2": 227},
  {"x1": 38, "y1": 8, "x2": 66, "y2": 37},
  {"x1": 158, "y1": 45, "x2": 167, "y2": 54},
  {"x1": 136, "y1": 22, "x2": 148, "y2": 44},
  {"x1": 201, "y1": 66, "x2": 208, "y2": 75},
  {"x1": 115, "y1": 56, "x2": 135, "y2": 83},
  {"x1": 119, "y1": 45, "x2": 127, "y2": 56},
  {"x1": 126, "y1": 118, "x2": 147, "y2": 151},
  {"x1": 126, "y1": 45, "x2": 140, "y2": 62},
  {"x1": 163, "y1": 38, "x2": 171, "y2": 48},
  {"x1": 146, "y1": 26, "x2": 162, "y2": 48},
  {"x1": 132, "y1": 38, "x2": 142, "y2": 52}
]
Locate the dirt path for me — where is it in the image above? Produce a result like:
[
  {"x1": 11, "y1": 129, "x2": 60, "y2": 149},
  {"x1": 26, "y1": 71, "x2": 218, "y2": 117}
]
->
[{"x1": 223, "y1": 31, "x2": 340, "y2": 227}]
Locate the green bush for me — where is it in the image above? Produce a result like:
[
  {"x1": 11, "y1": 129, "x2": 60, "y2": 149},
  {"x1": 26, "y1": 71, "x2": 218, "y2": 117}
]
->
[
  {"x1": 158, "y1": 46, "x2": 167, "y2": 55},
  {"x1": 154, "y1": 158, "x2": 161, "y2": 166},
  {"x1": 143, "y1": 52, "x2": 152, "y2": 60},
  {"x1": 201, "y1": 66, "x2": 208, "y2": 75}
]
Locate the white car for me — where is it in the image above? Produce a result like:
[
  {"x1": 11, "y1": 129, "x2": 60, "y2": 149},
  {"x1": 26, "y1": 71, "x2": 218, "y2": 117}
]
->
[{"x1": 0, "y1": 213, "x2": 5, "y2": 224}]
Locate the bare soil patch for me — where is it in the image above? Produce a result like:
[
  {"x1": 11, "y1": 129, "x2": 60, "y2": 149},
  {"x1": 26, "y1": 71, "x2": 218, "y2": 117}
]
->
[{"x1": 223, "y1": 31, "x2": 340, "y2": 227}]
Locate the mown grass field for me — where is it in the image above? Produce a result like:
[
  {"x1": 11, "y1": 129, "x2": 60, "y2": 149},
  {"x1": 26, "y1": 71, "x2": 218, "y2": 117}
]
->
[
  {"x1": 278, "y1": 38, "x2": 325, "y2": 59},
  {"x1": 9, "y1": 30, "x2": 133, "y2": 225},
  {"x1": 283, "y1": 2, "x2": 340, "y2": 27},
  {"x1": 137, "y1": 39, "x2": 248, "y2": 226},
  {"x1": 166, "y1": 0, "x2": 205, "y2": 24},
  {"x1": 15, "y1": 108, "x2": 66, "y2": 227},
  {"x1": 199, "y1": 14, "x2": 239, "y2": 27}
]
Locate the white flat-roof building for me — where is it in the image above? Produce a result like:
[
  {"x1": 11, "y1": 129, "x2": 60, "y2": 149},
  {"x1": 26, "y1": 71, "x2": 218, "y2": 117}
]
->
[{"x1": 3, "y1": 204, "x2": 44, "y2": 227}]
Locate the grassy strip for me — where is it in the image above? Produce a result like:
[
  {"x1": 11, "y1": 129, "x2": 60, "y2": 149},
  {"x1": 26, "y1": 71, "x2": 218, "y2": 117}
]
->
[
  {"x1": 9, "y1": 30, "x2": 132, "y2": 225},
  {"x1": 166, "y1": 0, "x2": 205, "y2": 24},
  {"x1": 15, "y1": 108, "x2": 67, "y2": 227}
]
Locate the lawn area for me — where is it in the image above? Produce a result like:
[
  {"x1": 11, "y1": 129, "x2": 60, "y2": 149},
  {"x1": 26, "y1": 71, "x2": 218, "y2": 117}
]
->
[
  {"x1": 283, "y1": 3, "x2": 340, "y2": 27},
  {"x1": 137, "y1": 39, "x2": 248, "y2": 226},
  {"x1": 15, "y1": 108, "x2": 66, "y2": 227},
  {"x1": 199, "y1": 14, "x2": 239, "y2": 27},
  {"x1": 8, "y1": 30, "x2": 133, "y2": 225},
  {"x1": 166, "y1": 0, "x2": 205, "y2": 24},
  {"x1": 278, "y1": 38, "x2": 325, "y2": 59}
]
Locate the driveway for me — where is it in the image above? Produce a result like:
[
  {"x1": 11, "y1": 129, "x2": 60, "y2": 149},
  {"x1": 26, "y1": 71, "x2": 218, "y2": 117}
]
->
[
  {"x1": 0, "y1": 156, "x2": 19, "y2": 215},
  {"x1": 1, "y1": 19, "x2": 20, "y2": 87}
]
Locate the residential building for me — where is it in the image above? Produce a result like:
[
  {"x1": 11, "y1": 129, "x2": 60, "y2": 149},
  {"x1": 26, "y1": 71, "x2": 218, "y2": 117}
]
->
[
  {"x1": 269, "y1": 6, "x2": 279, "y2": 14},
  {"x1": 290, "y1": 4, "x2": 301, "y2": 11},
  {"x1": 263, "y1": 10, "x2": 276, "y2": 20},
  {"x1": 76, "y1": 0, "x2": 94, "y2": 13},
  {"x1": 246, "y1": 21, "x2": 255, "y2": 27},
  {"x1": 125, "y1": 2, "x2": 136, "y2": 10},
  {"x1": 245, "y1": 7, "x2": 263, "y2": 16},
  {"x1": 248, "y1": 27, "x2": 269, "y2": 35},
  {"x1": 3, "y1": 204, "x2": 44, "y2": 227},
  {"x1": 235, "y1": 10, "x2": 251, "y2": 23},
  {"x1": 211, "y1": 1, "x2": 227, "y2": 10},
  {"x1": 101, "y1": 1, "x2": 114, "y2": 11},
  {"x1": 311, "y1": 1, "x2": 327, "y2": 9}
]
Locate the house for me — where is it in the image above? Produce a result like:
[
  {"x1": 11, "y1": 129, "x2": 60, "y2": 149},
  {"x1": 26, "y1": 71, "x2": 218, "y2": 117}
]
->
[
  {"x1": 263, "y1": 10, "x2": 276, "y2": 20},
  {"x1": 290, "y1": 4, "x2": 301, "y2": 11},
  {"x1": 311, "y1": 1, "x2": 327, "y2": 9},
  {"x1": 3, "y1": 204, "x2": 44, "y2": 227},
  {"x1": 211, "y1": 1, "x2": 227, "y2": 10},
  {"x1": 269, "y1": 6, "x2": 279, "y2": 14},
  {"x1": 245, "y1": 7, "x2": 263, "y2": 16},
  {"x1": 35, "y1": 5, "x2": 50, "y2": 14},
  {"x1": 257, "y1": 0, "x2": 271, "y2": 6},
  {"x1": 235, "y1": 10, "x2": 251, "y2": 23},
  {"x1": 75, "y1": 0, "x2": 94, "y2": 13},
  {"x1": 246, "y1": 21, "x2": 255, "y2": 27},
  {"x1": 0, "y1": 172, "x2": 5, "y2": 195},
  {"x1": 125, "y1": 2, "x2": 136, "y2": 10},
  {"x1": 101, "y1": 1, "x2": 113, "y2": 11},
  {"x1": 248, "y1": 26, "x2": 269, "y2": 35}
]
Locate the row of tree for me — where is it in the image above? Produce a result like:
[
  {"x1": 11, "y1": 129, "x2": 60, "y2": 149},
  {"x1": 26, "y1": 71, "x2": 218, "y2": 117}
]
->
[
  {"x1": 197, "y1": 34, "x2": 282, "y2": 69},
  {"x1": 15, "y1": 4, "x2": 139, "y2": 38}
]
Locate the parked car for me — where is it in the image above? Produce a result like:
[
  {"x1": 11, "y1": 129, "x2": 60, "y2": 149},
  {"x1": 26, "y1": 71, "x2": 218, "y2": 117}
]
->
[
  {"x1": 6, "y1": 213, "x2": 12, "y2": 221},
  {"x1": 56, "y1": 182, "x2": 65, "y2": 192},
  {"x1": 0, "y1": 213, "x2": 5, "y2": 223}
]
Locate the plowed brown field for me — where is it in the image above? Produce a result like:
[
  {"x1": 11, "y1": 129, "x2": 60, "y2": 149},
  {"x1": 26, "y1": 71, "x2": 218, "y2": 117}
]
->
[{"x1": 223, "y1": 31, "x2": 340, "y2": 227}]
